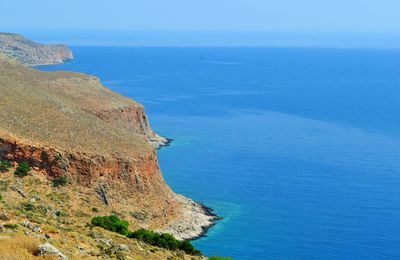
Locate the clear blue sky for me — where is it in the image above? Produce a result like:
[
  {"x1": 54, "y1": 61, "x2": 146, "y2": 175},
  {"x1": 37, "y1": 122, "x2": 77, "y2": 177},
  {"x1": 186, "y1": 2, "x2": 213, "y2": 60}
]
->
[
  {"x1": 1, "y1": 0, "x2": 399, "y2": 32},
  {"x1": 2, "y1": 0, "x2": 400, "y2": 48}
]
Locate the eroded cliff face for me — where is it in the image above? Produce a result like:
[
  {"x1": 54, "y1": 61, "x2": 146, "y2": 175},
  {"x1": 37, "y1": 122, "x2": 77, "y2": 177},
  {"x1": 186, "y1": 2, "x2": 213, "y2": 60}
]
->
[
  {"x1": 0, "y1": 32, "x2": 73, "y2": 66},
  {"x1": 0, "y1": 134, "x2": 180, "y2": 229},
  {"x1": 0, "y1": 53, "x2": 215, "y2": 240},
  {"x1": 0, "y1": 136, "x2": 162, "y2": 191},
  {"x1": 93, "y1": 106, "x2": 169, "y2": 149}
]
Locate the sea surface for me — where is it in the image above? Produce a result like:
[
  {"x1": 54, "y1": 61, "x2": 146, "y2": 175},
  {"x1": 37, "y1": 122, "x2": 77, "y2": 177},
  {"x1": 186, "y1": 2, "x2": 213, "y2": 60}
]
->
[{"x1": 40, "y1": 47, "x2": 400, "y2": 259}]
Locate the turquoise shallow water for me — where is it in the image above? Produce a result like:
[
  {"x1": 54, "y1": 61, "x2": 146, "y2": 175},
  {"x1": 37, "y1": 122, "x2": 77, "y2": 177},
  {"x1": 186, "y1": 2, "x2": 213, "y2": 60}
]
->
[{"x1": 40, "y1": 47, "x2": 400, "y2": 259}]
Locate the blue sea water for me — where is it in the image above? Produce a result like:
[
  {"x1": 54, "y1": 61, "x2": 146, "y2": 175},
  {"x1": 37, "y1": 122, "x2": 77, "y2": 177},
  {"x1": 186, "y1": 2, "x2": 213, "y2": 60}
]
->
[{"x1": 40, "y1": 47, "x2": 400, "y2": 259}]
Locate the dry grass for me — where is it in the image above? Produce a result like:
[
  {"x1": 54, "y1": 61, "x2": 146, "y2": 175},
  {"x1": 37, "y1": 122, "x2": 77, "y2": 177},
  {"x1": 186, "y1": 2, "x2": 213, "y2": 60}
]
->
[
  {"x1": 0, "y1": 53, "x2": 151, "y2": 157},
  {"x1": 0, "y1": 235, "x2": 54, "y2": 259}
]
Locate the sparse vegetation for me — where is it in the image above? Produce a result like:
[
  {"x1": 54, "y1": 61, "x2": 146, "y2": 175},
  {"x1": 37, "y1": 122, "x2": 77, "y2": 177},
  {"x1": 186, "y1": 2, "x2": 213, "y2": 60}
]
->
[
  {"x1": 0, "y1": 160, "x2": 11, "y2": 172},
  {"x1": 46, "y1": 191, "x2": 70, "y2": 204},
  {"x1": 52, "y1": 176, "x2": 68, "y2": 187},
  {"x1": 55, "y1": 210, "x2": 67, "y2": 217},
  {"x1": 14, "y1": 162, "x2": 30, "y2": 177},
  {"x1": 0, "y1": 180, "x2": 9, "y2": 191},
  {"x1": 55, "y1": 153, "x2": 62, "y2": 161},
  {"x1": 130, "y1": 211, "x2": 148, "y2": 221},
  {"x1": 21, "y1": 202, "x2": 35, "y2": 211}
]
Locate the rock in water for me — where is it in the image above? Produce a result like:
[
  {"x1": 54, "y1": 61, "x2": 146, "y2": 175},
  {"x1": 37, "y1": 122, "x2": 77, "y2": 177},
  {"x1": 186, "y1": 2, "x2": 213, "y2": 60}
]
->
[{"x1": 37, "y1": 243, "x2": 68, "y2": 259}]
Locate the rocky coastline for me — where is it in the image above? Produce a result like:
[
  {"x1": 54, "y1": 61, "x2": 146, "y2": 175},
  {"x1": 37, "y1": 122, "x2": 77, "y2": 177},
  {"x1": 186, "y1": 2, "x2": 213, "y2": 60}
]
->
[
  {"x1": 192, "y1": 203, "x2": 222, "y2": 240},
  {"x1": 160, "y1": 195, "x2": 221, "y2": 241}
]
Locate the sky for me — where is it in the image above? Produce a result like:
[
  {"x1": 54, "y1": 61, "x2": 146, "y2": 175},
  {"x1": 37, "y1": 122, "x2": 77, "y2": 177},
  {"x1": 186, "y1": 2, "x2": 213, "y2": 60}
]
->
[{"x1": 1, "y1": 0, "x2": 400, "y2": 47}]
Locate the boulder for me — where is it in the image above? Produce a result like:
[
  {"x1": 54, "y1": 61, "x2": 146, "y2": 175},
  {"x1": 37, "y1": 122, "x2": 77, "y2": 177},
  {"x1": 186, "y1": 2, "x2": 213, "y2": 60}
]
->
[{"x1": 36, "y1": 243, "x2": 68, "y2": 259}]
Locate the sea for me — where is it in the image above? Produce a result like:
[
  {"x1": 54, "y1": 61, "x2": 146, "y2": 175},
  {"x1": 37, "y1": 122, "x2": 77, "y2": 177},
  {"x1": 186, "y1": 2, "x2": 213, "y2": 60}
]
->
[{"x1": 39, "y1": 47, "x2": 400, "y2": 259}]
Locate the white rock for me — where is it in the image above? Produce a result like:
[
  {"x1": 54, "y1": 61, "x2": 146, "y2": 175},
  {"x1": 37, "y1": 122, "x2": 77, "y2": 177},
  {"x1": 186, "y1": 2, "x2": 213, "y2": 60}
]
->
[
  {"x1": 32, "y1": 226, "x2": 42, "y2": 233},
  {"x1": 119, "y1": 244, "x2": 130, "y2": 251},
  {"x1": 37, "y1": 243, "x2": 68, "y2": 260}
]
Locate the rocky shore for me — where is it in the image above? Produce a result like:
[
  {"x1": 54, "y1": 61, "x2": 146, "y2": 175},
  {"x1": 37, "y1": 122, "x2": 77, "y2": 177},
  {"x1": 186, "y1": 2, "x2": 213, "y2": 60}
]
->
[
  {"x1": 154, "y1": 137, "x2": 173, "y2": 150},
  {"x1": 161, "y1": 195, "x2": 220, "y2": 241}
]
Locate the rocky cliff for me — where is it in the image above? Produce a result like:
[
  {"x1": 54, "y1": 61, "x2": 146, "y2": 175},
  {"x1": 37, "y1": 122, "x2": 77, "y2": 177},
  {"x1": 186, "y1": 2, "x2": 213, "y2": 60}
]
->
[
  {"x1": 0, "y1": 33, "x2": 73, "y2": 66},
  {"x1": 0, "y1": 52, "x2": 216, "y2": 246}
]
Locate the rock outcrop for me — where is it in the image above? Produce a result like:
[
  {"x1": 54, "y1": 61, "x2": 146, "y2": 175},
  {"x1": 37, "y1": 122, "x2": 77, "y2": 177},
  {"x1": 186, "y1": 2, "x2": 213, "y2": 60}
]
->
[
  {"x1": 0, "y1": 53, "x2": 215, "y2": 240},
  {"x1": 36, "y1": 243, "x2": 68, "y2": 259},
  {"x1": 0, "y1": 32, "x2": 73, "y2": 66},
  {"x1": 93, "y1": 106, "x2": 169, "y2": 149}
]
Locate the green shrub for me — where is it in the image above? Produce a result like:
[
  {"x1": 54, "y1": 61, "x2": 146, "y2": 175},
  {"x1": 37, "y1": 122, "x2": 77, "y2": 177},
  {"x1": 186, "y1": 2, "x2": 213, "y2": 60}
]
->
[
  {"x1": 130, "y1": 228, "x2": 200, "y2": 255},
  {"x1": 0, "y1": 160, "x2": 11, "y2": 173},
  {"x1": 4, "y1": 224, "x2": 17, "y2": 230},
  {"x1": 52, "y1": 176, "x2": 68, "y2": 187},
  {"x1": 91, "y1": 215, "x2": 130, "y2": 236},
  {"x1": 209, "y1": 257, "x2": 234, "y2": 260},
  {"x1": 55, "y1": 210, "x2": 68, "y2": 217},
  {"x1": 178, "y1": 240, "x2": 200, "y2": 255},
  {"x1": 157, "y1": 233, "x2": 180, "y2": 250},
  {"x1": 91, "y1": 216, "x2": 201, "y2": 256},
  {"x1": 22, "y1": 202, "x2": 35, "y2": 211},
  {"x1": 14, "y1": 162, "x2": 30, "y2": 177},
  {"x1": 55, "y1": 153, "x2": 62, "y2": 161}
]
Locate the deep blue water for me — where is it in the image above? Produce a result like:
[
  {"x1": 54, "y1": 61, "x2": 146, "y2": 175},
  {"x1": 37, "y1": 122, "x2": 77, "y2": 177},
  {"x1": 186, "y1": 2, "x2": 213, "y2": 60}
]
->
[{"x1": 40, "y1": 47, "x2": 400, "y2": 259}]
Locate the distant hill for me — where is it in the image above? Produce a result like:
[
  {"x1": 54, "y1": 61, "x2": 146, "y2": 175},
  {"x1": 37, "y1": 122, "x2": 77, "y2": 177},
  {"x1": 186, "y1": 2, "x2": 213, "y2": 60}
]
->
[{"x1": 0, "y1": 32, "x2": 73, "y2": 66}]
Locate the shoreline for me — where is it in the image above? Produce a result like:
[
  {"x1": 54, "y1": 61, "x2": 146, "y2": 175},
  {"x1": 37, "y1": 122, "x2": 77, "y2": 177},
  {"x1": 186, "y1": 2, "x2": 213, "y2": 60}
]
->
[
  {"x1": 188, "y1": 202, "x2": 222, "y2": 241},
  {"x1": 157, "y1": 137, "x2": 173, "y2": 150},
  {"x1": 148, "y1": 134, "x2": 173, "y2": 149},
  {"x1": 161, "y1": 195, "x2": 221, "y2": 241}
]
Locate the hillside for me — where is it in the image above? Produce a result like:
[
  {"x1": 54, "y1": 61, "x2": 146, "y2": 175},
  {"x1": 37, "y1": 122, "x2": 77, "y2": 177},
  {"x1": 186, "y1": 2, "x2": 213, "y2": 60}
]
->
[
  {"x1": 0, "y1": 33, "x2": 73, "y2": 66},
  {"x1": 0, "y1": 53, "x2": 218, "y2": 259}
]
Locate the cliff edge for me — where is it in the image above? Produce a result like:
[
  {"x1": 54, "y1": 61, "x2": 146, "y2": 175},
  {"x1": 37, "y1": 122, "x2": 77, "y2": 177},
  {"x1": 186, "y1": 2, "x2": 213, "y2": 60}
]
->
[
  {"x1": 0, "y1": 32, "x2": 73, "y2": 66},
  {"x1": 0, "y1": 53, "x2": 216, "y2": 244}
]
